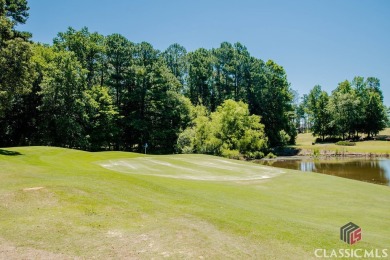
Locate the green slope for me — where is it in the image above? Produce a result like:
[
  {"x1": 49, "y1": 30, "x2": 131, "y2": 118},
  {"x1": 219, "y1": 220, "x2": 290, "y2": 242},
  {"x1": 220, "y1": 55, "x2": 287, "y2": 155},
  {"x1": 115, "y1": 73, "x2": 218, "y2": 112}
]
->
[{"x1": 0, "y1": 147, "x2": 389, "y2": 259}]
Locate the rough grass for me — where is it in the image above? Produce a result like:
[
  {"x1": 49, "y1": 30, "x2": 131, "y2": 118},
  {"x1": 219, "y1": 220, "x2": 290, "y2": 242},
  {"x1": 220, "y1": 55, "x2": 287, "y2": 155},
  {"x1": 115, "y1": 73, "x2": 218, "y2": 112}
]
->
[
  {"x1": 0, "y1": 147, "x2": 389, "y2": 259},
  {"x1": 294, "y1": 128, "x2": 390, "y2": 155}
]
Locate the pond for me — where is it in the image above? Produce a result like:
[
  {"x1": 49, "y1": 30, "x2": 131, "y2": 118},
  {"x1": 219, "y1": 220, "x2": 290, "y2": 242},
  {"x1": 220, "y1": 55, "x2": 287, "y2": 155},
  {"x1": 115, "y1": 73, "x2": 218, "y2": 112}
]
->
[{"x1": 258, "y1": 158, "x2": 390, "y2": 186}]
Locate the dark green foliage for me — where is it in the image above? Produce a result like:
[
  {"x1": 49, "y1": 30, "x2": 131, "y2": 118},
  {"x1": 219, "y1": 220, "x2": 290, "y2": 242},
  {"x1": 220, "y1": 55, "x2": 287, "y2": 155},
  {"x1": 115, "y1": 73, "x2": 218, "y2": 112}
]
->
[
  {"x1": 0, "y1": 0, "x2": 35, "y2": 144},
  {"x1": 38, "y1": 49, "x2": 89, "y2": 147},
  {"x1": 184, "y1": 44, "x2": 297, "y2": 147},
  {"x1": 53, "y1": 27, "x2": 105, "y2": 87},
  {"x1": 387, "y1": 107, "x2": 390, "y2": 127},
  {"x1": 162, "y1": 43, "x2": 187, "y2": 85},
  {"x1": 105, "y1": 33, "x2": 133, "y2": 108},
  {"x1": 0, "y1": 77, "x2": 40, "y2": 146},
  {"x1": 307, "y1": 86, "x2": 332, "y2": 141},
  {"x1": 0, "y1": 0, "x2": 29, "y2": 24},
  {"x1": 6, "y1": 0, "x2": 387, "y2": 154},
  {"x1": 363, "y1": 91, "x2": 387, "y2": 137},
  {"x1": 303, "y1": 77, "x2": 388, "y2": 141},
  {"x1": 0, "y1": 0, "x2": 298, "y2": 152},
  {"x1": 0, "y1": 0, "x2": 33, "y2": 110},
  {"x1": 211, "y1": 42, "x2": 252, "y2": 104},
  {"x1": 255, "y1": 60, "x2": 296, "y2": 146},
  {"x1": 123, "y1": 53, "x2": 192, "y2": 153},
  {"x1": 186, "y1": 48, "x2": 214, "y2": 109},
  {"x1": 84, "y1": 85, "x2": 118, "y2": 151},
  {"x1": 0, "y1": 0, "x2": 30, "y2": 47},
  {"x1": 0, "y1": 38, "x2": 34, "y2": 116}
]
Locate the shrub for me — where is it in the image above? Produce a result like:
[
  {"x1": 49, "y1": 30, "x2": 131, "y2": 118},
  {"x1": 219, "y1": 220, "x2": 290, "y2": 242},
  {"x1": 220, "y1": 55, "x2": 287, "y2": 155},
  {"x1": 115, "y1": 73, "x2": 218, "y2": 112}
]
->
[
  {"x1": 265, "y1": 152, "x2": 277, "y2": 159},
  {"x1": 180, "y1": 100, "x2": 268, "y2": 157},
  {"x1": 176, "y1": 128, "x2": 195, "y2": 153},
  {"x1": 245, "y1": 151, "x2": 265, "y2": 160},
  {"x1": 254, "y1": 151, "x2": 265, "y2": 159},
  {"x1": 335, "y1": 141, "x2": 356, "y2": 146},
  {"x1": 221, "y1": 149, "x2": 240, "y2": 159},
  {"x1": 279, "y1": 130, "x2": 290, "y2": 147}
]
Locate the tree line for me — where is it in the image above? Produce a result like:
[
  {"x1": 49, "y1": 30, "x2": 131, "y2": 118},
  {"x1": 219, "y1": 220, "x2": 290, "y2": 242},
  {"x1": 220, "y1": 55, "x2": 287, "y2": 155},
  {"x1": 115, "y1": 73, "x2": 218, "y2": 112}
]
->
[
  {"x1": 296, "y1": 77, "x2": 389, "y2": 141},
  {"x1": 1, "y1": 1, "x2": 388, "y2": 156},
  {"x1": 0, "y1": 0, "x2": 298, "y2": 156}
]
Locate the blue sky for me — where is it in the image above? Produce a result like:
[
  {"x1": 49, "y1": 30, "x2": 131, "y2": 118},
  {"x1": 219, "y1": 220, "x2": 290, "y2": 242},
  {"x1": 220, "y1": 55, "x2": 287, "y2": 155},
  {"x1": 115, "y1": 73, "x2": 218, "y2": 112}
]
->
[{"x1": 19, "y1": 0, "x2": 390, "y2": 105}]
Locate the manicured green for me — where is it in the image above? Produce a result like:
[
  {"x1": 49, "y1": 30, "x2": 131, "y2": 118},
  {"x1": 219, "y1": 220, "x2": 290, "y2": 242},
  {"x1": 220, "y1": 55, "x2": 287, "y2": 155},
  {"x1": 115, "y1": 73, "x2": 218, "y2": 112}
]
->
[{"x1": 0, "y1": 147, "x2": 389, "y2": 258}]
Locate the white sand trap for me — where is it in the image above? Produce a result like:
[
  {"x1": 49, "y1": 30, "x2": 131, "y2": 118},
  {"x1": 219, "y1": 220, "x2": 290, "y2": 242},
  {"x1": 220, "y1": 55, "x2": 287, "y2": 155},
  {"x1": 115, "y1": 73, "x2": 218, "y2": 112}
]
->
[{"x1": 98, "y1": 155, "x2": 284, "y2": 182}]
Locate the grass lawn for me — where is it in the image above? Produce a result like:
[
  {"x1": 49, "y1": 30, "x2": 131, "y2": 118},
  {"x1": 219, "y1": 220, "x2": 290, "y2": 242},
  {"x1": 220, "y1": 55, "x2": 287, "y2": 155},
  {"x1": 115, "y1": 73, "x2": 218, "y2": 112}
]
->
[
  {"x1": 293, "y1": 128, "x2": 390, "y2": 155},
  {"x1": 0, "y1": 147, "x2": 389, "y2": 259}
]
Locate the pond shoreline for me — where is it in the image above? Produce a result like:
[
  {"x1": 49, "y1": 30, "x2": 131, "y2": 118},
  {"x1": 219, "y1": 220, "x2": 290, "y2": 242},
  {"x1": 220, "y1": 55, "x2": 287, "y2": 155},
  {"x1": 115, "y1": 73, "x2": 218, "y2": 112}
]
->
[
  {"x1": 254, "y1": 155, "x2": 390, "y2": 186},
  {"x1": 270, "y1": 147, "x2": 390, "y2": 159},
  {"x1": 254, "y1": 155, "x2": 390, "y2": 164},
  {"x1": 295, "y1": 149, "x2": 390, "y2": 158}
]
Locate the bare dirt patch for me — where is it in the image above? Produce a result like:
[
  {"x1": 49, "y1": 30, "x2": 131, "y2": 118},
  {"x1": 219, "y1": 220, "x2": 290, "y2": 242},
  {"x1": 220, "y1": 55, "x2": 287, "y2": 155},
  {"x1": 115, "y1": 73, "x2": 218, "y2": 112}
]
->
[
  {"x1": 0, "y1": 238, "x2": 77, "y2": 260},
  {"x1": 23, "y1": 187, "x2": 44, "y2": 192},
  {"x1": 0, "y1": 188, "x2": 58, "y2": 210},
  {"x1": 97, "y1": 216, "x2": 310, "y2": 259}
]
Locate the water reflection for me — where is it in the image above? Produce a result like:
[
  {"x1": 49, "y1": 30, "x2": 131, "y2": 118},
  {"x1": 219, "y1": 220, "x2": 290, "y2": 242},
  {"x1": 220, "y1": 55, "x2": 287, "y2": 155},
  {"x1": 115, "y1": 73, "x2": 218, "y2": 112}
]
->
[{"x1": 259, "y1": 158, "x2": 390, "y2": 186}]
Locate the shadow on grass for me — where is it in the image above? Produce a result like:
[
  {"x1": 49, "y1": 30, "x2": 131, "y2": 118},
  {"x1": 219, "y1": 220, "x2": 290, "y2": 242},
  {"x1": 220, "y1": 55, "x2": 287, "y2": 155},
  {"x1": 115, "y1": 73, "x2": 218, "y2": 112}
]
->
[
  {"x1": 272, "y1": 147, "x2": 301, "y2": 156},
  {"x1": 0, "y1": 149, "x2": 22, "y2": 156},
  {"x1": 374, "y1": 135, "x2": 390, "y2": 141}
]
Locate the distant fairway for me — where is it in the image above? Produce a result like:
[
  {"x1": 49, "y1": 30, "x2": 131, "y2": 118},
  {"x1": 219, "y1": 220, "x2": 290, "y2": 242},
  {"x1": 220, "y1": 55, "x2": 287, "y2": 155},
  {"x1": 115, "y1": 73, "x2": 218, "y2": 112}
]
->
[
  {"x1": 293, "y1": 128, "x2": 390, "y2": 155},
  {"x1": 0, "y1": 147, "x2": 389, "y2": 259}
]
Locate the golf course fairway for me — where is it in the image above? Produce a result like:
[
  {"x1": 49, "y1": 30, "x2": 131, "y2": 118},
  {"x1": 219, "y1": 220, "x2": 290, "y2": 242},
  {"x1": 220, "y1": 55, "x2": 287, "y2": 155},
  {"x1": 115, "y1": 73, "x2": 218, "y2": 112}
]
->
[{"x1": 0, "y1": 147, "x2": 389, "y2": 259}]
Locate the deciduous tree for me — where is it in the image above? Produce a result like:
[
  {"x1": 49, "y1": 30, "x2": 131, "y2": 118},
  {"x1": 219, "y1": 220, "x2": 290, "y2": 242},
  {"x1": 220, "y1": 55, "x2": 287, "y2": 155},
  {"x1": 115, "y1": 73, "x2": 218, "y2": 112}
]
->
[
  {"x1": 54, "y1": 27, "x2": 105, "y2": 87},
  {"x1": 38, "y1": 49, "x2": 88, "y2": 147}
]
